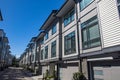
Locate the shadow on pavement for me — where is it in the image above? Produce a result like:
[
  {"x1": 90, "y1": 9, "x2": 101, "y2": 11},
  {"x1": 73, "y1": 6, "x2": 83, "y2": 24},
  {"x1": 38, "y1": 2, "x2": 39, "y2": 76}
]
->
[{"x1": 0, "y1": 67, "x2": 33, "y2": 80}]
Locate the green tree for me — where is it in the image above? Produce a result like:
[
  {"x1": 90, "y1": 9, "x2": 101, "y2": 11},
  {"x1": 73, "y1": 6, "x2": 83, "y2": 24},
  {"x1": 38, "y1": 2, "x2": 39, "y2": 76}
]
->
[{"x1": 12, "y1": 56, "x2": 18, "y2": 67}]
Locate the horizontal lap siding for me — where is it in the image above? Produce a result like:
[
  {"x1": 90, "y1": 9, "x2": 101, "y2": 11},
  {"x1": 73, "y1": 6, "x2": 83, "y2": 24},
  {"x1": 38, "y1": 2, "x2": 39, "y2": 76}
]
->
[{"x1": 98, "y1": 0, "x2": 120, "y2": 48}]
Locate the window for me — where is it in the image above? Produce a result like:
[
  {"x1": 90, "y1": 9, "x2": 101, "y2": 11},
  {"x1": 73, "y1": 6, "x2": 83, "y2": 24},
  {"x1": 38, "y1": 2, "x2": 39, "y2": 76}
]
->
[
  {"x1": 52, "y1": 24, "x2": 57, "y2": 35},
  {"x1": 45, "y1": 32, "x2": 49, "y2": 40},
  {"x1": 35, "y1": 52, "x2": 38, "y2": 61},
  {"x1": 94, "y1": 70, "x2": 103, "y2": 75},
  {"x1": 40, "y1": 37, "x2": 44, "y2": 44},
  {"x1": 41, "y1": 49, "x2": 43, "y2": 60},
  {"x1": 45, "y1": 46, "x2": 48, "y2": 59},
  {"x1": 51, "y1": 40, "x2": 56, "y2": 58},
  {"x1": 32, "y1": 54, "x2": 34, "y2": 61},
  {"x1": 64, "y1": 9, "x2": 75, "y2": 26},
  {"x1": 117, "y1": 0, "x2": 120, "y2": 15},
  {"x1": 81, "y1": 16, "x2": 101, "y2": 49},
  {"x1": 80, "y1": 0, "x2": 93, "y2": 10},
  {"x1": 64, "y1": 31, "x2": 76, "y2": 55}
]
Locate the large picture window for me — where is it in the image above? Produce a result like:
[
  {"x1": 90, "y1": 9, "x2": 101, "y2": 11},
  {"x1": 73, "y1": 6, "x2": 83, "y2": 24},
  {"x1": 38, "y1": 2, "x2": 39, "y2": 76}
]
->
[
  {"x1": 81, "y1": 16, "x2": 101, "y2": 49},
  {"x1": 51, "y1": 40, "x2": 56, "y2": 58},
  {"x1": 64, "y1": 31, "x2": 76, "y2": 55},
  {"x1": 64, "y1": 9, "x2": 75, "y2": 26},
  {"x1": 80, "y1": 0, "x2": 93, "y2": 10},
  {"x1": 45, "y1": 46, "x2": 48, "y2": 59}
]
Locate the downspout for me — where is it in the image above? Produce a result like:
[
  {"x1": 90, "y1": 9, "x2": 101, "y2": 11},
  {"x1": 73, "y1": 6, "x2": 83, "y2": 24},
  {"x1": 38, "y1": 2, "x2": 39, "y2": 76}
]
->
[
  {"x1": 58, "y1": 17, "x2": 62, "y2": 80},
  {"x1": 74, "y1": 0, "x2": 82, "y2": 73}
]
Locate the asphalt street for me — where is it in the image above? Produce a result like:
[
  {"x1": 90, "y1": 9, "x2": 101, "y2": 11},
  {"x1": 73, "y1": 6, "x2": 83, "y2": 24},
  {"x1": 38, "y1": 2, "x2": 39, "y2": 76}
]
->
[{"x1": 0, "y1": 67, "x2": 33, "y2": 80}]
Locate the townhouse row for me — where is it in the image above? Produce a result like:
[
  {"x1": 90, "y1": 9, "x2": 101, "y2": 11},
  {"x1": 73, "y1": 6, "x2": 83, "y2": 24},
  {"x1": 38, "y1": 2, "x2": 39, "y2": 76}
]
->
[
  {"x1": 0, "y1": 11, "x2": 13, "y2": 70},
  {"x1": 19, "y1": 0, "x2": 120, "y2": 80},
  {"x1": 0, "y1": 29, "x2": 13, "y2": 70}
]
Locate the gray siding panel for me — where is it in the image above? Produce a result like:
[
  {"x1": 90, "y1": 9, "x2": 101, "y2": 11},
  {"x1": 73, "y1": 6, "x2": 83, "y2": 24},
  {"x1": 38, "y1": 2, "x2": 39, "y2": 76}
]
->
[{"x1": 98, "y1": 0, "x2": 120, "y2": 48}]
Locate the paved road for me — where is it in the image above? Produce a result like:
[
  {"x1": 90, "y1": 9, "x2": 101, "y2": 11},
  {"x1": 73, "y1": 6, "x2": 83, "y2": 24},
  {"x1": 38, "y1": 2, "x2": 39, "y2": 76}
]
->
[{"x1": 0, "y1": 67, "x2": 33, "y2": 80}]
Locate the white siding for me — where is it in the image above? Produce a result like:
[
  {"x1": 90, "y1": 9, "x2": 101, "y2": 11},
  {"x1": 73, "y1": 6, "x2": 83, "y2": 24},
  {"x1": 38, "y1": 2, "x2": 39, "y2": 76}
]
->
[
  {"x1": 97, "y1": 0, "x2": 120, "y2": 48},
  {"x1": 80, "y1": 1, "x2": 96, "y2": 18}
]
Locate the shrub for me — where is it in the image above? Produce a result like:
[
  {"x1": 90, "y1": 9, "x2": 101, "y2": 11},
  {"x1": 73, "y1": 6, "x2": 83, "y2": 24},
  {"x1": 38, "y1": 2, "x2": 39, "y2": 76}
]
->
[
  {"x1": 43, "y1": 69, "x2": 57, "y2": 80},
  {"x1": 73, "y1": 72, "x2": 86, "y2": 80}
]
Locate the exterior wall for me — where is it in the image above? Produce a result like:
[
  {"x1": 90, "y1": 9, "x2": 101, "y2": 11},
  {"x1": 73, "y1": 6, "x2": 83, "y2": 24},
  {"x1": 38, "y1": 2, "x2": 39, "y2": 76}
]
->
[
  {"x1": 62, "y1": 25, "x2": 79, "y2": 58},
  {"x1": 25, "y1": 53, "x2": 28, "y2": 65},
  {"x1": 0, "y1": 30, "x2": 12, "y2": 69},
  {"x1": 82, "y1": 58, "x2": 88, "y2": 79},
  {"x1": 97, "y1": 0, "x2": 120, "y2": 48},
  {"x1": 78, "y1": 0, "x2": 102, "y2": 54},
  {"x1": 19, "y1": 0, "x2": 120, "y2": 80},
  {"x1": 88, "y1": 59, "x2": 120, "y2": 80},
  {"x1": 80, "y1": 0, "x2": 97, "y2": 18},
  {"x1": 40, "y1": 21, "x2": 60, "y2": 62},
  {"x1": 36, "y1": 42, "x2": 40, "y2": 63},
  {"x1": 33, "y1": 43, "x2": 36, "y2": 63},
  {"x1": 62, "y1": 11, "x2": 77, "y2": 33},
  {"x1": 49, "y1": 36, "x2": 59, "y2": 60},
  {"x1": 61, "y1": 7, "x2": 79, "y2": 58}
]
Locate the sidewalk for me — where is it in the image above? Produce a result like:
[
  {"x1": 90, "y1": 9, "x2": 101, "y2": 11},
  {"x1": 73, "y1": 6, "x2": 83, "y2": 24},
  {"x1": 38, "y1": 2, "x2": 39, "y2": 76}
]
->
[
  {"x1": 22, "y1": 68, "x2": 43, "y2": 80},
  {"x1": 0, "y1": 68, "x2": 8, "y2": 76}
]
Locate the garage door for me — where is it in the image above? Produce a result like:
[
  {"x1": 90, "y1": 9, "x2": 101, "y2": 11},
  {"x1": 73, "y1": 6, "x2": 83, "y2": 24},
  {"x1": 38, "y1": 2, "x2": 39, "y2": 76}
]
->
[
  {"x1": 60, "y1": 63, "x2": 79, "y2": 80},
  {"x1": 93, "y1": 66, "x2": 120, "y2": 80},
  {"x1": 42, "y1": 66, "x2": 48, "y2": 75}
]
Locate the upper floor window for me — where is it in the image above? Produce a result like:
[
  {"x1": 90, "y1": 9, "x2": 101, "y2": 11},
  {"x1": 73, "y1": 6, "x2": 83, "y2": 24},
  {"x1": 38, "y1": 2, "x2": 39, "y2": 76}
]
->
[
  {"x1": 40, "y1": 37, "x2": 44, "y2": 44},
  {"x1": 52, "y1": 24, "x2": 57, "y2": 35},
  {"x1": 117, "y1": 0, "x2": 120, "y2": 14},
  {"x1": 45, "y1": 46, "x2": 48, "y2": 59},
  {"x1": 45, "y1": 32, "x2": 49, "y2": 40},
  {"x1": 64, "y1": 9, "x2": 75, "y2": 26},
  {"x1": 51, "y1": 40, "x2": 56, "y2": 58},
  {"x1": 64, "y1": 31, "x2": 76, "y2": 55},
  {"x1": 32, "y1": 54, "x2": 34, "y2": 61},
  {"x1": 35, "y1": 52, "x2": 39, "y2": 61},
  {"x1": 80, "y1": 0, "x2": 93, "y2": 10},
  {"x1": 40, "y1": 49, "x2": 43, "y2": 60},
  {"x1": 81, "y1": 16, "x2": 101, "y2": 49}
]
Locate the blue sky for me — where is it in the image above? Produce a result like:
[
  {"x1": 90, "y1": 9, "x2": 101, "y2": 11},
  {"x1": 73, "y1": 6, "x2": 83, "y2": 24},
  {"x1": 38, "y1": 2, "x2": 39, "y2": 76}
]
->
[{"x1": 0, "y1": 0, "x2": 65, "y2": 58}]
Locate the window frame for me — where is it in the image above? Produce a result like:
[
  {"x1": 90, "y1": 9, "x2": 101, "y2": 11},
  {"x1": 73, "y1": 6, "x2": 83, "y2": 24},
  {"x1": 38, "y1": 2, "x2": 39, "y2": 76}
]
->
[
  {"x1": 64, "y1": 31, "x2": 76, "y2": 55},
  {"x1": 51, "y1": 40, "x2": 56, "y2": 58},
  {"x1": 45, "y1": 32, "x2": 49, "y2": 40},
  {"x1": 94, "y1": 70, "x2": 103, "y2": 75},
  {"x1": 40, "y1": 37, "x2": 44, "y2": 44},
  {"x1": 52, "y1": 24, "x2": 57, "y2": 35},
  {"x1": 40, "y1": 49, "x2": 43, "y2": 60},
  {"x1": 81, "y1": 16, "x2": 101, "y2": 49},
  {"x1": 117, "y1": 0, "x2": 120, "y2": 15},
  {"x1": 45, "y1": 46, "x2": 48, "y2": 59},
  {"x1": 79, "y1": 0, "x2": 94, "y2": 11},
  {"x1": 64, "y1": 8, "x2": 75, "y2": 27}
]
